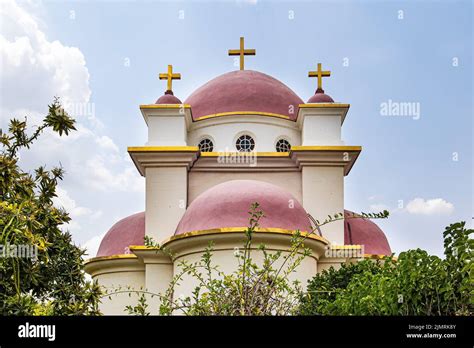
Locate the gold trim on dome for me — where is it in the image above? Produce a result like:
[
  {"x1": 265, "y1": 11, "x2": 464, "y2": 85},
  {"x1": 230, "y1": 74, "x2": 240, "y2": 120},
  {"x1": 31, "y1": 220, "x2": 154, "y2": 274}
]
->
[
  {"x1": 129, "y1": 245, "x2": 160, "y2": 251},
  {"x1": 195, "y1": 111, "x2": 292, "y2": 121},
  {"x1": 330, "y1": 245, "x2": 362, "y2": 250},
  {"x1": 139, "y1": 104, "x2": 191, "y2": 109},
  {"x1": 364, "y1": 253, "x2": 396, "y2": 260},
  {"x1": 84, "y1": 254, "x2": 138, "y2": 264},
  {"x1": 162, "y1": 227, "x2": 329, "y2": 246},
  {"x1": 291, "y1": 145, "x2": 362, "y2": 152},
  {"x1": 128, "y1": 146, "x2": 199, "y2": 153},
  {"x1": 298, "y1": 103, "x2": 350, "y2": 108},
  {"x1": 199, "y1": 151, "x2": 289, "y2": 158}
]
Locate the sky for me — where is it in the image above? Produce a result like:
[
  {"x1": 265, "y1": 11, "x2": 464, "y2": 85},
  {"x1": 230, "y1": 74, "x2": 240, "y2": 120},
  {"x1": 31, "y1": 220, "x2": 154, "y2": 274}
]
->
[{"x1": 0, "y1": 0, "x2": 472, "y2": 257}]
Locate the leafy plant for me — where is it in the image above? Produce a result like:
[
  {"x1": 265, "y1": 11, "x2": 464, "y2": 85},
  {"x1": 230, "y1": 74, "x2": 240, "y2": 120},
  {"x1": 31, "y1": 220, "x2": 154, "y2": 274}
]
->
[
  {"x1": 0, "y1": 98, "x2": 102, "y2": 315},
  {"x1": 158, "y1": 203, "x2": 309, "y2": 315},
  {"x1": 300, "y1": 222, "x2": 473, "y2": 316}
]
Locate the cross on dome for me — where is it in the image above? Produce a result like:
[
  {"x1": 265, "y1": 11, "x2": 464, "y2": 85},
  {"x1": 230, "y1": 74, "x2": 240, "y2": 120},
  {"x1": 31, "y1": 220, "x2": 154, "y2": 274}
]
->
[
  {"x1": 228, "y1": 37, "x2": 256, "y2": 70},
  {"x1": 308, "y1": 63, "x2": 331, "y2": 93},
  {"x1": 158, "y1": 64, "x2": 181, "y2": 94}
]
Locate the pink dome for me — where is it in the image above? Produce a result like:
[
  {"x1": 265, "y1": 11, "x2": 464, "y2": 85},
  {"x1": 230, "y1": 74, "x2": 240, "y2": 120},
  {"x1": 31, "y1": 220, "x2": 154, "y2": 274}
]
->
[
  {"x1": 307, "y1": 92, "x2": 334, "y2": 103},
  {"x1": 155, "y1": 91, "x2": 182, "y2": 104},
  {"x1": 175, "y1": 180, "x2": 312, "y2": 235},
  {"x1": 96, "y1": 212, "x2": 145, "y2": 257},
  {"x1": 184, "y1": 70, "x2": 303, "y2": 121},
  {"x1": 344, "y1": 210, "x2": 392, "y2": 255}
]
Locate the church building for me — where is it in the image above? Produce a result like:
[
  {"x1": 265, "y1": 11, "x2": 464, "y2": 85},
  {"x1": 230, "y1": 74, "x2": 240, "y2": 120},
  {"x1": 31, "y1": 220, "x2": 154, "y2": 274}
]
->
[{"x1": 84, "y1": 37, "x2": 392, "y2": 315}]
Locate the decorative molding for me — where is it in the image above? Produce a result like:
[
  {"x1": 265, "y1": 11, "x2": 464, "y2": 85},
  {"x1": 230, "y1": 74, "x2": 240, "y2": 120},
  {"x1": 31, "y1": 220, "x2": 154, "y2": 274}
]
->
[
  {"x1": 290, "y1": 146, "x2": 362, "y2": 176},
  {"x1": 162, "y1": 227, "x2": 328, "y2": 245},
  {"x1": 140, "y1": 104, "x2": 191, "y2": 109},
  {"x1": 195, "y1": 111, "x2": 292, "y2": 121}
]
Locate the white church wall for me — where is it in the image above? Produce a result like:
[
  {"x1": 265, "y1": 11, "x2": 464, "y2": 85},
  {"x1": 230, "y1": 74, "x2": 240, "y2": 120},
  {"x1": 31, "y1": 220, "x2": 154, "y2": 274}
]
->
[
  {"x1": 301, "y1": 115, "x2": 343, "y2": 145},
  {"x1": 187, "y1": 116, "x2": 301, "y2": 152},
  {"x1": 302, "y1": 166, "x2": 345, "y2": 245},
  {"x1": 166, "y1": 233, "x2": 324, "y2": 305},
  {"x1": 188, "y1": 171, "x2": 302, "y2": 205},
  {"x1": 95, "y1": 269, "x2": 145, "y2": 315},
  {"x1": 146, "y1": 167, "x2": 188, "y2": 243},
  {"x1": 147, "y1": 116, "x2": 186, "y2": 146}
]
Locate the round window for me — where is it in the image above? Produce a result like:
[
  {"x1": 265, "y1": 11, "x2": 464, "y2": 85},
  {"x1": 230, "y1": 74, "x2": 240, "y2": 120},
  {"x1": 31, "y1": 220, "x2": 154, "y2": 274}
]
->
[
  {"x1": 235, "y1": 134, "x2": 255, "y2": 152},
  {"x1": 275, "y1": 139, "x2": 291, "y2": 152},
  {"x1": 198, "y1": 138, "x2": 214, "y2": 152}
]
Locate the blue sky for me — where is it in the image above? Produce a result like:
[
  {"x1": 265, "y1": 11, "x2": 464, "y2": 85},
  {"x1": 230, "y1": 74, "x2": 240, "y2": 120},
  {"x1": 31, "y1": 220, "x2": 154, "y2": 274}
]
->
[{"x1": 1, "y1": 0, "x2": 472, "y2": 256}]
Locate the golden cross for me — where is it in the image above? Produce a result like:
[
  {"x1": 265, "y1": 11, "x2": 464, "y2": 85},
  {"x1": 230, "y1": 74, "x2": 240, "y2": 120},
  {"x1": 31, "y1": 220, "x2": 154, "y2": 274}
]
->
[
  {"x1": 228, "y1": 37, "x2": 256, "y2": 70},
  {"x1": 308, "y1": 63, "x2": 331, "y2": 92},
  {"x1": 159, "y1": 64, "x2": 181, "y2": 92}
]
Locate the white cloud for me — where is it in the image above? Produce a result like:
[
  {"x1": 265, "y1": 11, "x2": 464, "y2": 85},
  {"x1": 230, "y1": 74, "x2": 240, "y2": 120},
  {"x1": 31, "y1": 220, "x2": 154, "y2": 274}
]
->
[
  {"x1": 81, "y1": 232, "x2": 106, "y2": 258},
  {"x1": 52, "y1": 186, "x2": 104, "y2": 233},
  {"x1": 0, "y1": 0, "x2": 91, "y2": 114},
  {"x1": 53, "y1": 186, "x2": 92, "y2": 218},
  {"x1": 95, "y1": 135, "x2": 119, "y2": 153},
  {"x1": 405, "y1": 198, "x2": 454, "y2": 216},
  {"x1": 0, "y1": 1, "x2": 144, "y2": 248},
  {"x1": 83, "y1": 155, "x2": 144, "y2": 193},
  {"x1": 369, "y1": 203, "x2": 390, "y2": 213}
]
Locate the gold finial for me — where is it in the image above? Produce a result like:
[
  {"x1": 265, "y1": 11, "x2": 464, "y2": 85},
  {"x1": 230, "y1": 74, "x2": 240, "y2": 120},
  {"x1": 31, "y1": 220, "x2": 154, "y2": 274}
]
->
[
  {"x1": 228, "y1": 37, "x2": 256, "y2": 70},
  {"x1": 308, "y1": 63, "x2": 331, "y2": 93},
  {"x1": 159, "y1": 64, "x2": 181, "y2": 93}
]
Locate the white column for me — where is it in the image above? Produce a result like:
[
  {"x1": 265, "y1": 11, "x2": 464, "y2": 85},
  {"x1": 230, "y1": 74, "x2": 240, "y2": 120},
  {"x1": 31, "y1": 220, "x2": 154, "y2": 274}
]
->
[
  {"x1": 131, "y1": 248, "x2": 173, "y2": 315},
  {"x1": 301, "y1": 166, "x2": 345, "y2": 245},
  {"x1": 145, "y1": 166, "x2": 188, "y2": 242}
]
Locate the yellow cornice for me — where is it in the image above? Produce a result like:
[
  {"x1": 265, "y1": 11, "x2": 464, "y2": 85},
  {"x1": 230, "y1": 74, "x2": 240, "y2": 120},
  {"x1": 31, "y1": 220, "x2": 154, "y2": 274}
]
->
[
  {"x1": 129, "y1": 245, "x2": 160, "y2": 251},
  {"x1": 199, "y1": 151, "x2": 289, "y2": 158},
  {"x1": 84, "y1": 254, "x2": 137, "y2": 264},
  {"x1": 195, "y1": 111, "x2": 292, "y2": 121},
  {"x1": 291, "y1": 145, "x2": 362, "y2": 152},
  {"x1": 330, "y1": 245, "x2": 363, "y2": 250},
  {"x1": 128, "y1": 146, "x2": 199, "y2": 153},
  {"x1": 364, "y1": 253, "x2": 396, "y2": 260},
  {"x1": 140, "y1": 104, "x2": 191, "y2": 109},
  {"x1": 298, "y1": 103, "x2": 350, "y2": 108},
  {"x1": 162, "y1": 227, "x2": 329, "y2": 246}
]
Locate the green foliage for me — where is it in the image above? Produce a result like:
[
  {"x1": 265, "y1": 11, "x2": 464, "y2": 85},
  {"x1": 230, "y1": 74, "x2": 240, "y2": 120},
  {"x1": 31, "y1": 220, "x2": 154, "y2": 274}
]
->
[
  {"x1": 158, "y1": 203, "x2": 310, "y2": 315},
  {"x1": 125, "y1": 293, "x2": 150, "y2": 316},
  {"x1": 300, "y1": 222, "x2": 473, "y2": 316},
  {"x1": 0, "y1": 98, "x2": 101, "y2": 315}
]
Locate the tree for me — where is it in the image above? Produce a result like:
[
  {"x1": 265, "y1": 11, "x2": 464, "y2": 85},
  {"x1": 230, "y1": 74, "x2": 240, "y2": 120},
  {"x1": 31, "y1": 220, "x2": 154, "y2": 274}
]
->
[
  {"x1": 0, "y1": 98, "x2": 101, "y2": 315},
  {"x1": 299, "y1": 222, "x2": 473, "y2": 316},
  {"x1": 118, "y1": 206, "x2": 389, "y2": 316}
]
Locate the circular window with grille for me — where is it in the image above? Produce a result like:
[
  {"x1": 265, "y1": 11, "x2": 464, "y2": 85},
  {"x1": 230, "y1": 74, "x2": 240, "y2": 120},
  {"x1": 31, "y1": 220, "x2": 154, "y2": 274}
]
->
[
  {"x1": 275, "y1": 139, "x2": 291, "y2": 152},
  {"x1": 198, "y1": 138, "x2": 214, "y2": 152},
  {"x1": 235, "y1": 134, "x2": 255, "y2": 152}
]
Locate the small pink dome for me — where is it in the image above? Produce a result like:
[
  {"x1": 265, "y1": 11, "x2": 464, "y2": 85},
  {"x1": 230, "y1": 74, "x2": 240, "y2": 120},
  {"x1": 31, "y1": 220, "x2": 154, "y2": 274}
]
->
[
  {"x1": 156, "y1": 91, "x2": 182, "y2": 104},
  {"x1": 344, "y1": 210, "x2": 392, "y2": 255},
  {"x1": 96, "y1": 212, "x2": 145, "y2": 257},
  {"x1": 184, "y1": 70, "x2": 303, "y2": 121},
  {"x1": 175, "y1": 180, "x2": 312, "y2": 235},
  {"x1": 307, "y1": 91, "x2": 334, "y2": 103}
]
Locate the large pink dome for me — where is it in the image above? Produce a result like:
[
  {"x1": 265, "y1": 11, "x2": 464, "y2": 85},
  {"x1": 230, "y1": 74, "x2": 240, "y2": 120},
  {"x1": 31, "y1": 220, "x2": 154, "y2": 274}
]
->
[
  {"x1": 96, "y1": 212, "x2": 145, "y2": 257},
  {"x1": 184, "y1": 70, "x2": 303, "y2": 121},
  {"x1": 94, "y1": 205, "x2": 392, "y2": 257},
  {"x1": 344, "y1": 210, "x2": 392, "y2": 255},
  {"x1": 175, "y1": 180, "x2": 312, "y2": 235}
]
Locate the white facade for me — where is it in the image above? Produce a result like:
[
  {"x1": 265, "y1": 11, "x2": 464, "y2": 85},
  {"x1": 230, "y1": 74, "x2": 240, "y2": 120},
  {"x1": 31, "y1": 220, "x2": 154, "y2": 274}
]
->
[{"x1": 85, "y1": 74, "x2": 364, "y2": 315}]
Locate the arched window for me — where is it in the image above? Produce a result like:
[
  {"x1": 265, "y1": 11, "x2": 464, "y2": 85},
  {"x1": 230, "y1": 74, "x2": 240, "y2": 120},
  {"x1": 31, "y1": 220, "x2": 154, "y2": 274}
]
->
[
  {"x1": 198, "y1": 138, "x2": 214, "y2": 152},
  {"x1": 275, "y1": 139, "x2": 291, "y2": 152},
  {"x1": 235, "y1": 134, "x2": 255, "y2": 152}
]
